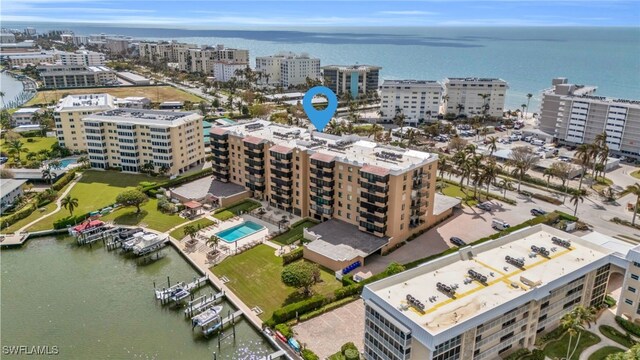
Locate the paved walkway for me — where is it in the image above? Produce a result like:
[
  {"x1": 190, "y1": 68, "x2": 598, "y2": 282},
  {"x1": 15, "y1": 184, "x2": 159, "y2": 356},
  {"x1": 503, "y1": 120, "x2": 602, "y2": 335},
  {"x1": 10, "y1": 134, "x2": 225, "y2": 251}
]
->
[
  {"x1": 579, "y1": 308, "x2": 630, "y2": 360},
  {"x1": 17, "y1": 173, "x2": 84, "y2": 233}
]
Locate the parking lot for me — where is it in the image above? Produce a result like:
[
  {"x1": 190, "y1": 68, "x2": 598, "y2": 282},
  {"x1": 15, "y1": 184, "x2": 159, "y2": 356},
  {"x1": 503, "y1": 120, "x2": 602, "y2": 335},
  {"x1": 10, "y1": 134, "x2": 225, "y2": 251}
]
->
[{"x1": 361, "y1": 194, "x2": 555, "y2": 274}]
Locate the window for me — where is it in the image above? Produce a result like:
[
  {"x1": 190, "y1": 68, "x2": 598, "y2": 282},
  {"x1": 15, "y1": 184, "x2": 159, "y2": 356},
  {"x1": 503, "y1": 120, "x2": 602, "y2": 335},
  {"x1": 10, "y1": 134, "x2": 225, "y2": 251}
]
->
[
  {"x1": 632, "y1": 274, "x2": 639, "y2": 281},
  {"x1": 629, "y1": 287, "x2": 637, "y2": 293},
  {"x1": 626, "y1": 299, "x2": 633, "y2": 305}
]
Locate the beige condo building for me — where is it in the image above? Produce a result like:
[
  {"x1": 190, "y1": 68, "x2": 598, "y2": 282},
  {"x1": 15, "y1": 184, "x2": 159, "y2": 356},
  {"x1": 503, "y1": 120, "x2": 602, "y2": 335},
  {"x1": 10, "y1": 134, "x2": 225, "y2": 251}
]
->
[
  {"x1": 210, "y1": 120, "x2": 456, "y2": 271},
  {"x1": 82, "y1": 109, "x2": 205, "y2": 175},
  {"x1": 54, "y1": 94, "x2": 117, "y2": 151}
]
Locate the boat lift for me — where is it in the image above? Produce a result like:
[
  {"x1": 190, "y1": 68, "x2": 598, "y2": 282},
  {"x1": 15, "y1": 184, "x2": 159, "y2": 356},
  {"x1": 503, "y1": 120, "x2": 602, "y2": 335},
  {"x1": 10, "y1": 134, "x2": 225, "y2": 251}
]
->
[{"x1": 184, "y1": 292, "x2": 226, "y2": 318}]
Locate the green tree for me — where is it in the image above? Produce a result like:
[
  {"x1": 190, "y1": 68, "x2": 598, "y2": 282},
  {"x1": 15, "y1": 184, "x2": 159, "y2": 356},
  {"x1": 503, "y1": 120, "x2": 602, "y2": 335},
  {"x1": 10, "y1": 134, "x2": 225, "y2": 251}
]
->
[
  {"x1": 606, "y1": 343, "x2": 640, "y2": 360},
  {"x1": 61, "y1": 195, "x2": 79, "y2": 216},
  {"x1": 525, "y1": 93, "x2": 533, "y2": 115},
  {"x1": 551, "y1": 161, "x2": 573, "y2": 203},
  {"x1": 625, "y1": 183, "x2": 640, "y2": 226},
  {"x1": 508, "y1": 146, "x2": 539, "y2": 191},
  {"x1": 41, "y1": 167, "x2": 57, "y2": 184},
  {"x1": 207, "y1": 235, "x2": 220, "y2": 251},
  {"x1": 183, "y1": 224, "x2": 198, "y2": 241},
  {"x1": 561, "y1": 306, "x2": 596, "y2": 360},
  {"x1": 570, "y1": 190, "x2": 586, "y2": 217},
  {"x1": 7, "y1": 140, "x2": 26, "y2": 161},
  {"x1": 486, "y1": 136, "x2": 498, "y2": 156},
  {"x1": 281, "y1": 261, "x2": 320, "y2": 297},
  {"x1": 115, "y1": 189, "x2": 148, "y2": 213}
]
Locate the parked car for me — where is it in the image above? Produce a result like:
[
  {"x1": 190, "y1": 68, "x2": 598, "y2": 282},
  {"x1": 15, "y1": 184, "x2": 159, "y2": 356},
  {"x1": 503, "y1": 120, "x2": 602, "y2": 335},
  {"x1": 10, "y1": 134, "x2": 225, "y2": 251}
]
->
[
  {"x1": 450, "y1": 237, "x2": 467, "y2": 247},
  {"x1": 531, "y1": 208, "x2": 547, "y2": 216},
  {"x1": 0, "y1": 156, "x2": 7, "y2": 164},
  {"x1": 492, "y1": 218, "x2": 511, "y2": 231},
  {"x1": 477, "y1": 202, "x2": 492, "y2": 211}
]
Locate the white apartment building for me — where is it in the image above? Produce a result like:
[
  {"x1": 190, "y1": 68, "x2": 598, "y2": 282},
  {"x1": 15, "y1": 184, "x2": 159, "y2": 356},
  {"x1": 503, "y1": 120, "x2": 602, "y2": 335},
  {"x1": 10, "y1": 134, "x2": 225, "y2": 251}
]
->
[
  {"x1": 11, "y1": 107, "x2": 43, "y2": 126},
  {"x1": 255, "y1": 52, "x2": 321, "y2": 88},
  {"x1": 72, "y1": 35, "x2": 89, "y2": 46},
  {"x1": 37, "y1": 65, "x2": 117, "y2": 88},
  {"x1": 322, "y1": 64, "x2": 382, "y2": 97},
  {"x1": 82, "y1": 109, "x2": 205, "y2": 175},
  {"x1": 380, "y1": 80, "x2": 443, "y2": 125},
  {"x1": 58, "y1": 50, "x2": 106, "y2": 66},
  {"x1": 539, "y1": 78, "x2": 640, "y2": 160},
  {"x1": 0, "y1": 179, "x2": 27, "y2": 212},
  {"x1": 139, "y1": 41, "x2": 196, "y2": 71},
  {"x1": 442, "y1": 77, "x2": 508, "y2": 118},
  {"x1": 54, "y1": 94, "x2": 117, "y2": 151},
  {"x1": 213, "y1": 62, "x2": 247, "y2": 82},
  {"x1": 1, "y1": 51, "x2": 58, "y2": 67},
  {"x1": 362, "y1": 224, "x2": 638, "y2": 360},
  {"x1": 0, "y1": 32, "x2": 16, "y2": 43}
]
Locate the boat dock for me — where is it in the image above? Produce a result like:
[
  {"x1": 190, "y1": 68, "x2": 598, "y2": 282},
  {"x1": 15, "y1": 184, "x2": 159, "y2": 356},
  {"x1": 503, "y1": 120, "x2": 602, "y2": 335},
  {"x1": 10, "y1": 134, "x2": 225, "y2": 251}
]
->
[
  {"x1": 185, "y1": 292, "x2": 226, "y2": 318},
  {"x1": 77, "y1": 226, "x2": 127, "y2": 246},
  {"x1": 260, "y1": 350, "x2": 287, "y2": 360},
  {"x1": 155, "y1": 276, "x2": 209, "y2": 305}
]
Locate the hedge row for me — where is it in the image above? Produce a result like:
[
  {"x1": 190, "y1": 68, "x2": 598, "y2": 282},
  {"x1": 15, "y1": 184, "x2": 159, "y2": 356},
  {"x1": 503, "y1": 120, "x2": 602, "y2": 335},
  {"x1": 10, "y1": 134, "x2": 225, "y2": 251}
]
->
[
  {"x1": 297, "y1": 297, "x2": 358, "y2": 323},
  {"x1": 53, "y1": 212, "x2": 91, "y2": 229},
  {"x1": 531, "y1": 192, "x2": 563, "y2": 205},
  {"x1": 616, "y1": 316, "x2": 640, "y2": 337},
  {"x1": 140, "y1": 168, "x2": 213, "y2": 194},
  {"x1": 0, "y1": 202, "x2": 37, "y2": 230},
  {"x1": 51, "y1": 170, "x2": 77, "y2": 191},
  {"x1": 497, "y1": 171, "x2": 586, "y2": 195},
  {"x1": 442, "y1": 179, "x2": 516, "y2": 205},
  {"x1": 301, "y1": 349, "x2": 320, "y2": 360},
  {"x1": 282, "y1": 248, "x2": 304, "y2": 265},
  {"x1": 274, "y1": 323, "x2": 293, "y2": 339},
  {"x1": 270, "y1": 295, "x2": 327, "y2": 325}
]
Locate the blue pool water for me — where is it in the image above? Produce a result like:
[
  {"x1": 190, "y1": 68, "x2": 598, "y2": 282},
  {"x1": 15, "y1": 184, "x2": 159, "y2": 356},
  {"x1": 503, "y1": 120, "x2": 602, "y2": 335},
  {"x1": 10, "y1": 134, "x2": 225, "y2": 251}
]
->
[
  {"x1": 215, "y1": 221, "x2": 265, "y2": 243},
  {"x1": 59, "y1": 158, "x2": 78, "y2": 168}
]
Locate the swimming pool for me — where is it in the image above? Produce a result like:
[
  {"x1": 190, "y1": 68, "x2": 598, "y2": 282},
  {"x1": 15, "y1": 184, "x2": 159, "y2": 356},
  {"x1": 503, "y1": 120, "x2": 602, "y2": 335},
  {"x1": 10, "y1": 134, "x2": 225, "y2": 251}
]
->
[
  {"x1": 215, "y1": 221, "x2": 265, "y2": 243},
  {"x1": 58, "y1": 158, "x2": 78, "y2": 169}
]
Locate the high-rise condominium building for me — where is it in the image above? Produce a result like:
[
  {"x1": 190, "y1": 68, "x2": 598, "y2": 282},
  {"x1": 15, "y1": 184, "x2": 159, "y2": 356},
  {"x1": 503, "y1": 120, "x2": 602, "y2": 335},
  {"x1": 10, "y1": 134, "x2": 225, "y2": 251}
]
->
[
  {"x1": 37, "y1": 65, "x2": 117, "y2": 88},
  {"x1": 139, "y1": 42, "x2": 249, "y2": 75},
  {"x1": 362, "y1": 225, "x2": 637, "y2": 360},
  {"x1": 322, "y1": 64, "x2": 382, "y2": 98},
  {"x1": 539, "y1": 78, "x2": 640, "y2": 160},
  {"x1": 210, "y1": 120, "x2": 458, "y2": 271},
  {"x1": 380, "y1": 80, "x2": 443, "y2": 125},
  {"x1": 442, "y1": 77, "x2": 508, "y2": 118},
  {"x1": 58, "y1": 49, "x2": 106, "y2": 66},
  {"x1": 138, "y1": 41, "x2": 196, "y2": 71},
  {"x1": 54, "y1": 94, "x2": 117, "y2": 151},
  {"x1": 82, "y1": 109, "x2": 205, "y2": 175},
  {"x1": 255, "y1": 52, "x2": 321, "y2": 88}
]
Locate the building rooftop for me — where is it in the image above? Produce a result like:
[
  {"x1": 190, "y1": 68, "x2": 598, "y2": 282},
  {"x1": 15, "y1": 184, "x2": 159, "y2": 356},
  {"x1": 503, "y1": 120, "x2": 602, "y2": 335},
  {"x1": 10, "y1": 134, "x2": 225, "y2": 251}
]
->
[
  {"x1": 365, "y1": 225, "x2": 616, "y2": 338},
  {"x1": 170, "y1": 177, "x2": 247, "y2": 200},
  {"x1": 13, "y1": 107, "x2": 41, "y2": 114},
  {"x1": 214, "y1": 120, "x2": 436, "y2": 174},
  {"x1": 433, "y1": 193, "x2": 461, "y2": 216},
  {"x1": 116, "y1": 71, "x2": 148, "y2": 81},
  {"x1": 381, "y1": 80, "x2": 442, "y2": 87},
  {"x1": 83, "y1": 108, "x2": 200, "y2": 127},
  {"x1": 55, "y1": 94, "x2": 115, "y2": 112},
  {"x1": 304, "y1": 219, "x2": 389, "y2": 262},
  {"x1": 444, "y1": 77, "x2": 507, "y2": 83},
  {"x1": 0, "y1": 179, "x2": 27, "y2": 195},
  {"x1": 321, "y1": 64, "x2": 382, "y2": 71}
]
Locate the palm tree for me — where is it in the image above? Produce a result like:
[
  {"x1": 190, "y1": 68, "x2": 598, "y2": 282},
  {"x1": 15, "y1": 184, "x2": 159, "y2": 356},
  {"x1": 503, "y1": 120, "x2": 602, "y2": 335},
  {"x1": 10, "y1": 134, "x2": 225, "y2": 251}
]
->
[
  {"x1": 61, "y1": 195, "x2": 79, "y2": 216},
  {"x1": 207, "y1": 235, "x2": 220, "y2": 252},
  {"x1": 77, "y1": 155, "x2": 90, "y2": 168},
  {"x1": 453, "y1": 151, "x2": 471, "y2": 189},
  {"x1": 456, "y1": 103, "x2": 465, "y2": 116},
  {"x1": 499, "y1": 179, "x2": 514, "y2": 199},
  {"x1": 7, "y1": 140, "x2": 26, "y2": 162},
  {"x1": 575, "y1": 144, "x2": 594, "y2": 194},
  {"x1": 42, "y1": 168, "x2": 57, "y2": 184},
  {"x1": 0, "y1": 91, "x2": 5, "y2": 108},
  {"x1": 570, "y1": 191, "x2": 585, "y2": 217},
  {"x1": 625, "y1": 183, "x2": 640, "y2": 226},
  {"x1": 520, "y1": 104, "x2": 527, "y2": 118},
  {"x1": 543, "y1": 168, "x2": 555, "y2": 190},
  {"x1": 393, "y1": 107, "x2": 406, "y2": 144},
  {"x1": 561, "y1": 306, "x2": 596, "y2": 360},
  {"x1": 525, "y1": 93, "x2": 533, "y2": 115},
  {"x1": 469, "y1": 155, "x2": 484, "y2": 198},
  {"x1": 482, "y1": 159, "x2": 501, "y2": 197},
  {"x1": 486, "y1": 136, "x2": 498, "y2": 157},
  {"x1": 183, "y1": 224, "x2": 198, "y2": 241}
]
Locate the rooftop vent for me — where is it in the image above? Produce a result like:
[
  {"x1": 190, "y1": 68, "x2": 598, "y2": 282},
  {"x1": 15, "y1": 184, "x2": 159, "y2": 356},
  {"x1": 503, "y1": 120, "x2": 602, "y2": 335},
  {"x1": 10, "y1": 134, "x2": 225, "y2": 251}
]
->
[
  {"x1": 505, "y1": 255, "x2": 525, "y2": 268},
  {"x1": 531, "y1": 245, "x2": 550, "y2": 258},
  {"x1": 551, "y1": 237, "x2": 571, "y2": 248}
]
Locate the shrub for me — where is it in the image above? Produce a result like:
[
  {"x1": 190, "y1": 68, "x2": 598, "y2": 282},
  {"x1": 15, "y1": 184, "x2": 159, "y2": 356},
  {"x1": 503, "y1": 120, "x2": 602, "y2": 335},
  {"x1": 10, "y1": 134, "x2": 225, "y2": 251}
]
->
[
  {"x1": 0, "y1": 201, "x2": 36, "y2": 230},
  {"x1": 531, "y1": 193, "x2": 563, "y2": 205},
  {"x1": 140, "y1": 168, "x2": 213, "y2": 194},
  {"x1": 334, "y1": 284, "x2": 363, "y2": 300},
  {"x1": 274, "y1": 323, "x2": 293, "y2": 339},
  {"x1": 297, "y1": 297, "x2": 356, "y2": 323},
  {"x1": 301, "y1": 349, "x2": 319, "y2": 360},
  {"x1": 51, "y1": 170, "x2": 76, "y2": 191},
  {"x1": 341, "y1": 342, "x2": 358, "y2": 354},
  {"x1": 139, "y1": 181, "x2": 157, "y2": 188},
  {"x1": 616, "y1": 316, "x2": 640, "y2": 337},
  {"x1": 53, "y1": 212, "x2": 91, "y2": 229},
  {"x1": 605, "y1": 295, "x2": 617, "y2": 307},
  {"x1": 282, "y1": 247, "x2": 304, "y2": 265},
  {"x1": 530, "y1": 349, "x2": 545, "y2": 360},
  {"x1": 213, "y1": 210, "x2": 234, "y2": 221},
  {"x1": 344, "y1": 349, "x2": 359, "y2": 360},
  {"x1": 270, "y1": 295, "x2": 327, "y2": 324},
  {"x1": 504, "y1": 348, "x2": 530, "y2": 360}
]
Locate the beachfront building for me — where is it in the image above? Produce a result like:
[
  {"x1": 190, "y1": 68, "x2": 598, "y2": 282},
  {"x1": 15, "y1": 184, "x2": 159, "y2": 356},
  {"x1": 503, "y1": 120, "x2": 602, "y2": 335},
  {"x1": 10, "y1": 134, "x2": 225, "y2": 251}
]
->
[
  {"x1": 210, "y1": 120, "x2": 458, "y2": 271},
  {"x1": 362, "y1": 225, "x2": 636, "y2": 360},
  {"x1": 58, "y1": 49, "x2": 106, "y2": 66},
  {"x1": 37, "y1": 65, "x2": 117, "y2": 89},
  {"x1": 1, "y1": 51, "x2": 58, "y2": 67},
  {"x1": 539, "y1": 78, "x2": 640, "y2": 161},
  {"x1": 11, "y1": 107, "x2": 43, "y2": 126},
  {"x1": 105, "y1": 38, "x2": 131, "y2": 54},
  {"x1": 189, "y1": 45, "x2": 249, "y2": 74},
  {"x1": 81, "y1": 109, "x2": 205, "y2": 175},
  {"x1": 442, "y1": 77, "x2": 508, "y2": 118},
  {"x1": 138, "y1": 41, "x2": 196, "y2": 70},
  {"x1": 213, "y1": 62, "x2": 247, "y2": 82},
  {"x1": 255, "y1": 52, "x2": 321, "y2": 88},
  {"x1": 0, "y1": 179, "x2": 27, "y2": 212},
  {"x1": 321, "y1": 64, "x2": 382, "y2": 98},
  {"x1": 54, "y1": 94, "x2": 117, "y2": 151},
  {"x1": 0, "y1": 32, "x2": 16, "y2": 43},
  {"x1": 380, "y1": 80, "x2": 443, "y2": 125},
  {"x1": 114, "y1": 97, "x2": 151, "y2": 109}
]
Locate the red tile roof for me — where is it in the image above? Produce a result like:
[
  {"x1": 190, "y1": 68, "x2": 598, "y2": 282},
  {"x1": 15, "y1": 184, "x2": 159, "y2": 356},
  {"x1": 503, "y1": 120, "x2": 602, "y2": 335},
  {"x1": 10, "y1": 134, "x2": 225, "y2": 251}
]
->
[
  {"x1": 310, "y1": 152, "x2": 336, "y2": 162},
  {"x1": 270, "y1": 145, "x2": 293, "y2": 154},
  {"x1": 243, "y1": 135, "x2": 264, "y2": 145},
  {"x1": 183, "y1": 200, "x2": 202, "y2": 209},
  {"x1": 360, "y1": 164, "x2": 390, "y2": 176},
  {"x1": 210, "y1": 127, "x2": 228, "y2": 135}
]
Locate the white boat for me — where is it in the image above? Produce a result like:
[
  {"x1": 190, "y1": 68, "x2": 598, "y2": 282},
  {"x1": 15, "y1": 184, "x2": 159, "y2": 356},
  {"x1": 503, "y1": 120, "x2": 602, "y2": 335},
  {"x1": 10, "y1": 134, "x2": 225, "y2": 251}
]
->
[
  {"x1": 191, "y1": 306, "x2": 224, "y2": 328},
  {"x1": 155, "y1": 282, "x2": 186, "y2": 301},
  {"x1": 132, "y1": 233, "x2": 168, "y2": 256},
  {"x1": 122, "y1": 231, "x2": 146, "y2": 251},
  {"x1": 170, "y1": 288, "x2": 191, "y2": 303}
]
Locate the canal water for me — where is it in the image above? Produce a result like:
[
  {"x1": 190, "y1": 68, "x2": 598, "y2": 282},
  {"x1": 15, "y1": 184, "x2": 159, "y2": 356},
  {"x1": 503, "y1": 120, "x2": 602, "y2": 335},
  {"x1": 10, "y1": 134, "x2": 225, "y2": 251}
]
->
[
  {"x1": 0, "y1": 71, "x2": 25, "y2": 108},
  {"x1": 1, "y1": 236, "x2": 274, "y2": 359}
]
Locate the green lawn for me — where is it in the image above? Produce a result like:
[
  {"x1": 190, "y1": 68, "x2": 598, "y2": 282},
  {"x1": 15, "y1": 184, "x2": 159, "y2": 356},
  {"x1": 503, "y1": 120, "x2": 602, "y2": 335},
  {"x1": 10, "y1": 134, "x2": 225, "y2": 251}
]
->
[
  {"x1": 588, "y1": 346, "x2": 625, "y2": 360},
  {"x1": 1, "y1": 135, "x2": 57, "y2": 155},
  {"x1": 169, "y1": 218, "x2": 215, "y2": 240},
  {"x1": 27, "y1": 170, "x2": 166, "y2": 232},
  {"x1": 544, "y1": 330, "x2": 601, "y2": 360},
  {"x1": 211, "y1": 244, "x2": 342, "y2": 319},
  {"x1": 271, "y1": 219, "x2": 319, "y2": 245},
  {"x1": 631, "y1": 170, "x2": 640, "y2": 180},
  {"x1": 599, "y1": 325, "x2": 637, "y2": 348},
  {"x1": 213, "y1": 199, "x2": 261, "y2": 220},
  {"x1": 101, "y1": 199, "x2": 188, "y2": 232},
  {"x1": 440, "y1": 183, "x2": 478, "y2": 206},
  {"x1": 0, "y1": 202, "x2": 57, "y2": 234}
]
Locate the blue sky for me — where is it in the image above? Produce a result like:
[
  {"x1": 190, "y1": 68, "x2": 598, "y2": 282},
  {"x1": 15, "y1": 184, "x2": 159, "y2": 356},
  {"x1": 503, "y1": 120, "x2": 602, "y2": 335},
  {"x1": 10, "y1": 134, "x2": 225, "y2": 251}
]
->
[{"x1": 2, "y1": 0, "x2": 639, "y2": 27}]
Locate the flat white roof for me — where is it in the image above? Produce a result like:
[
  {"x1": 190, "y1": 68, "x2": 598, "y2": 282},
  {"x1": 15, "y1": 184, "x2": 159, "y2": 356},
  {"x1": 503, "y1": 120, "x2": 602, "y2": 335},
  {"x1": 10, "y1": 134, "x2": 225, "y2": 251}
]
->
[
  {"x1": 83, "y1": 108, "x2": 201, "y2": 127},
  {"x1": 13, "y1": 107, "x2": 41, "y2": 114},
  {"x1": 366, "y1": 224, "x2": 614, "y2": 336},
  {"x1": 55, "y1": 94, "x2": 116, "y2": 112},
  {"x1": 0, "y1": 178, "x2": 27, "y2": 195}
]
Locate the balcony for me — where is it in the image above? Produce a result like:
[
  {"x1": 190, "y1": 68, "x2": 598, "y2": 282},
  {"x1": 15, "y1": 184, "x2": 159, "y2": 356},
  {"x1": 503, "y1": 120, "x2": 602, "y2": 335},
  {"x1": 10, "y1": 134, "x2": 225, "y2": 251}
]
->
[
  {"x1": 246, "y1": 182, "x2": 265, "y2": 192},
  {"x1": 272, "y1": 194, "x2": 293, "y2": 205},
  {"x1": 311, "y1": 188, "x2": 333, "y2": 201},
  {"x1": 310, "y1": 168, "x2": 334, "y2": 180},
  {"x1": 271, "y1": 168, "x2": 293, "y2": 179},
  {"x1": 245, "y1": 166, "x2": 265, "y2": 176},
  {"x1": 310, "y1": 177, "x2": 335, "y2": 189},
  {"x1": 360, "y1": 187, "x2": 387, "y2": 198},
  {"x1": 211, "y1": 142, "x2": 228, "y2": 150},
  {"x1": 360, "y1": 195, "x2": 388, "y2": 208},
  {"x1": 359, "y1": 212, "x2": 387, "y2": 226},
  {"x1": 244, "y1": 149, "x2": 264, "y2": 159},
  {"x1": 271, "y1": 177, "x2": 292, "y2": 189},
  {"x1": 270, "y1": 158, "x2": 292, "y2": 170},
  {"x1": 310, "y1": 203, "x2": 333, "y2": 215},
  {"x1": 212, "y1": 165, "x2": 228, "y2": 174},
  {"x1": 358, "y1": 224, "x2": 386, "y2": 237},
  {"x1": 246, "y1": 174, "x2": 265, "y2": 184}
]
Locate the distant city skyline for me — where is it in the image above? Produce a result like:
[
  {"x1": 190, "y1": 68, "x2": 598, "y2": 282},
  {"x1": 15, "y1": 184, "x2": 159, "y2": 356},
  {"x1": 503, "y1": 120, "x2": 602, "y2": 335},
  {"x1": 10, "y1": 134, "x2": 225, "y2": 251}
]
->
[{"x1": 1, "y1": 0, "x2": 639, "y2": 27}]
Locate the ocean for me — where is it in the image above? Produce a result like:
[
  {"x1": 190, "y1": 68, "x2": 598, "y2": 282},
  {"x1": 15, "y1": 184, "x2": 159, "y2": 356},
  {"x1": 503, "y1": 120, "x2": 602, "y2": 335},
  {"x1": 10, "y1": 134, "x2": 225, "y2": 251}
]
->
[{"x1": 4, "y1": 23, "x2": 640, "y2": 110}]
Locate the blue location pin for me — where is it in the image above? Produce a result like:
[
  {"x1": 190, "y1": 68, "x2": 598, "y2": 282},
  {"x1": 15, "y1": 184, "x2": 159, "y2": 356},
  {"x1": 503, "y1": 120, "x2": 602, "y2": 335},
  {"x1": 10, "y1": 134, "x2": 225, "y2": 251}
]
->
[{"x1": 303, "y1": 86, "x2": 338, "y2": 132}]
